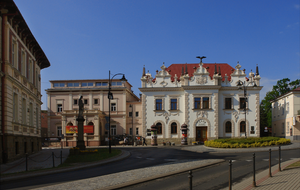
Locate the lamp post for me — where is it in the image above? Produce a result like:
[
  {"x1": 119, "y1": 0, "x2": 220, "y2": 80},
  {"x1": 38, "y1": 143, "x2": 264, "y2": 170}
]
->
[
  {"x1": 237, "y1": 81, "x2": 257, "y2": 138},
  {"x1": 108, "y1": 70, "x2": 127, "y2": 153}
]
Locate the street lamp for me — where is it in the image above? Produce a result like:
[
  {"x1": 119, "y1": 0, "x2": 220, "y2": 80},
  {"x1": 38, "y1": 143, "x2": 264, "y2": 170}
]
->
[
  {"x1": 237, "y1": 81, "x2": 257, "y2": 138},
  {"x1": 129, "y1": 104, "x2": 134, "y2": 146},
  {"x1": 108, "y1": 70, "x2": 127, "y2": 153}
]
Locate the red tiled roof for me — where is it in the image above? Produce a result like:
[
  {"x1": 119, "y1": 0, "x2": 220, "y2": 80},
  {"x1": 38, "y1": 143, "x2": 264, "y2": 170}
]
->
[
  {"x1": 166, "y1": 63, "x2": 235, "y2": 82},
  {"x1": 293, "y1": 86, "x2": 300, "y2": 91}
]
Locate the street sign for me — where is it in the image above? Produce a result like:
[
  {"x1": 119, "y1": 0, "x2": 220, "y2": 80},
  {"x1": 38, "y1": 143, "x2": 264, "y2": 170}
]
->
[
  {"x1": 105, "y1": 123, "x2": 109, "y2": 130},
  {"x1": 105, "y1": 116, "x2": 110, "y2": 122}
]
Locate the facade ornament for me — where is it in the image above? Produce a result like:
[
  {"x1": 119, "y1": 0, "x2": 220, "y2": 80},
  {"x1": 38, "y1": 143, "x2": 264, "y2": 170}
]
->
[
  {"x1": 196, "y1": 75, "x2": 207, "y2": 84},
  {"x1": 160, "y1": 80, "x2": 168, "y2": 87},
  {"x1": 196, "y1": 119, "x2": 207, "y2": 126},
  {"x1": 232, "y1": 110, "x2": 239, "y2": 122},
  {"x1": 197, "y1": 110, "x2": 208, "y2": 118}
]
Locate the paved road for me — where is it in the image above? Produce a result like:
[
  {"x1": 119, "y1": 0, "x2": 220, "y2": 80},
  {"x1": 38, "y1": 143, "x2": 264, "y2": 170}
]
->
[
  {"x1": 1, "y1": 147, "x2": 224, "y2": 190},
  {"x1": 120, "y1": 149, "x2": 300, "y2": 190}
]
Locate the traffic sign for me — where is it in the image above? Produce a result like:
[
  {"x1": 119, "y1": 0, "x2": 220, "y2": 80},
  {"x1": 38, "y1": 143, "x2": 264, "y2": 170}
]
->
[{"x1": 105, "y1": 116, "x2": 110, "y2": 122}]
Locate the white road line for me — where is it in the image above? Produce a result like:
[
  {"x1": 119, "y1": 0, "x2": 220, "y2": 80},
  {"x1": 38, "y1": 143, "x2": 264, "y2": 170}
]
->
[
  {"x1": 262, "y1": 159, "x2": 269, "y2": 161},
  {"x1": 275, "y1": 158, "x2": 283, "y2": 161},
  {"x1": 246, "y1": 160, "x2": 252, "y2": 162}
]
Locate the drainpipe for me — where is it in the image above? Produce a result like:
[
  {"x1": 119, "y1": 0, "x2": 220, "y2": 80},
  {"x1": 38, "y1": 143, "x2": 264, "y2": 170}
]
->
[{"x1": 1, "y1": 10, "x2": 18, "y2": 163}]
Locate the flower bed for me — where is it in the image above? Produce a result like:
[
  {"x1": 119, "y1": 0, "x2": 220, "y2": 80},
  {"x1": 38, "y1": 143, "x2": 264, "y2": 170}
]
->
[
  {"x1": 70, "y1": 147, "x2": 98, "y2": 155},
  {"x1": 204, "y1": 137, "x2": 291, "y2": 148}
]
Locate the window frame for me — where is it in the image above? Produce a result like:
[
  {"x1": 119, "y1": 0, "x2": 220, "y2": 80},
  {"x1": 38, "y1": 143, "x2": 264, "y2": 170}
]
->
[
  {"x1": 57, "y1": 104, "x2": 63, "y2": 113},
  {"x1": 171, "y1": 122, "x2": 177, "y2": 134},
  {"x1": 240, "y1": 121, "x2": 246, "y2": 133},
  {"x1": 194, "y1": 97, "x2": 201, "y2": 109},
  {"x1": 111, "y1": 103, "x2": 117, "y2": 111},
  {"x1": 225, "y1": 121, "x2": 232, "y2": 133},
  {"x1": 224, "y1": 97, "x2": 232, "y2": 109},
  {"x1": 156, "y1": 122, "x2": 162, "y2": 134},
  {"x1": 239, "y1": 97, "x2": 247, "y2": 110},
  {"x1": 111, "y1": 125, "x2": 116, "y2": 136},
  {"x1": 155, "y1": 99, "x2": 163, "y2": 110}
]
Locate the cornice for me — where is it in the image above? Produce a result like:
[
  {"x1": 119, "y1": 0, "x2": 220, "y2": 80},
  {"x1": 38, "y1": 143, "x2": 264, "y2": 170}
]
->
[
  {"x1": 182, "y1": 85, "x2": 221, "y2": 90},
  {"x1": 139, "y1": 87, "x2": 182, "y2": 92},
  {"x1": 219, "y1": 86, "x2": 263, "y2": 91}
]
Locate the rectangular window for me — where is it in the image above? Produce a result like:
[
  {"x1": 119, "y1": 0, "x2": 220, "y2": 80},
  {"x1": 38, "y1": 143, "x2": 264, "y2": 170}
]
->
[
  {"x1": 156, "y1": 99, "x2": 162, "y2": 110},
  {"x1": 129, "y1": 112, "x2": 132, "y2": 117},
  {"x1": 29, "y1": 103, "x2": 33, "y2": 126},
  {"x1": 111, "y1": 103, "x2": 116, "y2": 111},
  {"x1": 171, "y1": 99, "x2": 177, "y2": 110},
  {"x1": 81, "y1": 82, "x2": 93, "y2": 87},
  {"x1": 136, "y1": 112, "x2": 139, "y2": 117},
  {"x1": 28, "y1": 58, "x2": 32, "y2": 81},
  {"x1": 57, "y1": 104, "x2": 62, "y2": 112},
  {"x1": 22, "y1": 98, "x2": 26, "y2": 124},
  {"x1": 84, "y1": 99, "x2": 88, "y2": 104},
  {"x1": 21, "y1": 50, "x2": 26, "y2": 77},
  {"x1": 94, "y1": 99, "x2": 98, "y2": 105},
  {"x1": 111, "y1": 125, "x2": 116, "y2": 136},
  {"x1": 112, "y1": 82, "x2": 122, "y2": 86},
  {"x1": 225, "y1": 98, "x2": 232, "y2": 109},
  {"x1": 53, "y1": 83, "x2": 65, "y2": 87},
  {"x1": 136, "y1": 128, "x2": 139, "y2": 135},
  {"x1": 251, "y1": 126, "x2": 255, "y2": 134},
  {"x1": 15, "y1": 142, "x2": 19, "y2": 155},
  {"x1": 74, "y1": 99, "x2": 78, "y2": 105},
  {"x1": 194, "y1": 98, "x2": 201, "y2": 109},
  {"x1": 203, "y1": 97, "x2": 209, "y2": 109},
  {"x1": 36, "y1": 107, "x2": 39, "y2": 129},
  {"x1": 12, "y1": 39, "x2": 17, "y2": 67},
  {"x1": 57, "y1": 126, "x2": 62, "y2": 137},
  {"x1": 240, "y1": 98, "x2": 246, "y2": 109},
  {"x1": 95, "y1": 82, "x2": 102, "y2": 86},
  {"x1": 67, "y1": 83, "x2": 79, "y2": 87},
  {"x1": 102, "y1": 82, "x2": 108, "y2": 86},
  {"x1": 13, "y1": 93, "x2": 18, "y2": 121}
]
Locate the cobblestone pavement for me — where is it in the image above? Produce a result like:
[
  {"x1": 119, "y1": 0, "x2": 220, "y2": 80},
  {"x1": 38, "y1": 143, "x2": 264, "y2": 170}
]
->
[{"x1": 32, "y1": 159, "x2": 225, "y2": 190}]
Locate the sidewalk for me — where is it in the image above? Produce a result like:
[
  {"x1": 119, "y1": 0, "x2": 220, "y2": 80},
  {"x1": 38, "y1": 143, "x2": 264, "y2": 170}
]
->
[{"x1": 221, "y1": 158, "x2": 300, "y2": 190}]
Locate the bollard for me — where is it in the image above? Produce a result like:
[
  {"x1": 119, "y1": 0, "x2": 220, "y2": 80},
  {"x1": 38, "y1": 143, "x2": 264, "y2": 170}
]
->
[
  {"x1": 26, "y1": 153, "x2": 28, "y2": 171},
  {"x1": 269, "y1": 149, "x2": 272, "y2": 177},
  {"x1": 278, "y1": 146, "x2": 281, "y2": 171},
  {"x1": 253, "y1": 153, "x2": 256, "y2": 187},
  {"x1": 61, "y1": 150, "x2": 63, "y2": 165},
  {"x1": 229, "y1": 160, "x2": 232, "y2": 190},
  {"x1": 52, "y1": 152, "x2": 55, "y2": 168},
  {"x1": 188, "y1": 170, "x2": 193, "y2": 190}
]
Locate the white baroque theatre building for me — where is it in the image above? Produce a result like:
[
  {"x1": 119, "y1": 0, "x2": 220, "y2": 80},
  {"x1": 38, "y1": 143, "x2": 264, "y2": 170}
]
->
[{"x1": 139, "y1": 58, "x2": 262, "y2": 144}]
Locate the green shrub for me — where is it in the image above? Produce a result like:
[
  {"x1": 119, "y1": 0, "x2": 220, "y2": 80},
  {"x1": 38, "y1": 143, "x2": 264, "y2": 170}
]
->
[{"x1": 205, "y1": 137, "x2": 290, "y2": 148}]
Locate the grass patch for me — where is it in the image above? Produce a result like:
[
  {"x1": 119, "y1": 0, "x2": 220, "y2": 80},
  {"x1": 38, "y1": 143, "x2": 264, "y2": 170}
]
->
[
  {"x1": 59, "y1": 148, "x2": 121, "y2": 167},
  {"x1": 205, "y1": 137, "x2": 291, "y2": 148},
  {"x1": 286, "y1": 160, "x2": 300, "y2": 169}
]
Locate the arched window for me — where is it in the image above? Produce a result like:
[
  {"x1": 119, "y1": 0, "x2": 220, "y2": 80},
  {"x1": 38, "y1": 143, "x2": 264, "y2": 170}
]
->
[
  {"x1": 171, "y1": 122, "x2": 177, "y2": 134},
  {"x1": 240, "y1": 121, "x2": 246, "y2": 133},
  {"x1": 87, "y1": 122, "x2": 94, "y2": 135},
  {"x1": 225, "y1": 121, "x2": 232, "y2": 133},
  {"x1": 156, "y1": 122, "x2": 162, "y2": 134}
]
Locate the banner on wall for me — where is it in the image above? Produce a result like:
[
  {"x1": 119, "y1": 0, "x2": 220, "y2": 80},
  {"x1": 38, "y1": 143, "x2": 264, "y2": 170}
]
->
[{"x1": 66, "y1": 125, "x2": 94, "y2": 134}]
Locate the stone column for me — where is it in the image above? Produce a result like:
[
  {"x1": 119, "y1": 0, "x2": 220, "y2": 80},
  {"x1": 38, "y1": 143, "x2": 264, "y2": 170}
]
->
[{"x1": 76, "y1": 117, "x2": 86, "y2": 150}]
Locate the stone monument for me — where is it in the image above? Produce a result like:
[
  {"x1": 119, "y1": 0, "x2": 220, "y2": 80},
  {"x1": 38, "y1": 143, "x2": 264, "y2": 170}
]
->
[{"x1": 76, "y1": 96, "x2": 86, "y2": 150}]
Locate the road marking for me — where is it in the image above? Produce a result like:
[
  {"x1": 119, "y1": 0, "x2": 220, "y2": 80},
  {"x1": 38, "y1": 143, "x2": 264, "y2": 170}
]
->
[
  {"x1": 146, "y1": 158, "x2": 155, "y2": 160},
  {"x1": 275, "y1": 158, "x2": 283, "y2": 161},
  {"x1": 290, "y1": 158, "x2": 298, "y2": 160},
  {"x1": 246, "y1": 160, "x2": 252, "y2": 162},
  {"x1": 262, "y1": 159, "x2": 269, "y2": 161},
  {"x1": 164, "y1": 159, "x2": 178, "y2": 162}
]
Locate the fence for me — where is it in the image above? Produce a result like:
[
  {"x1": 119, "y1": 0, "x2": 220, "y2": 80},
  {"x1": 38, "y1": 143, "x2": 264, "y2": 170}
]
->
[{"x1": 187, "y1": 146, "x2": 285, "y2": 190}]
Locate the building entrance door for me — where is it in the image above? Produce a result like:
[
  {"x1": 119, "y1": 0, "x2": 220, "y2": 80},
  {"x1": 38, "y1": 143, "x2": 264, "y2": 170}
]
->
[{"x1": 196, "y1": 127, "x2": 207, "y2": 143}]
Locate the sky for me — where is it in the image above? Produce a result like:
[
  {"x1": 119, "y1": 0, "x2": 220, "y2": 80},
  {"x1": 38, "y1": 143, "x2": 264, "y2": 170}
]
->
[{"x1": 13, "y1": 0, "x2": 300, "y2": 110}]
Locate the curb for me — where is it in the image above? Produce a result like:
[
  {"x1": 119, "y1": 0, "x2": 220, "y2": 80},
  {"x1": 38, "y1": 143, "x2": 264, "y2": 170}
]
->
[
  {"x1": 103, "y1": 159, "x2": 225, "y2": 190},
  {"x1": 0, "y1": 150, "x2": 131, "y2": 182}
]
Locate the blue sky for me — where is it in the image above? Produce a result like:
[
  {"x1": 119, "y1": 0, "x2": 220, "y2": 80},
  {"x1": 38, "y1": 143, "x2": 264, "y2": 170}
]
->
[{"x1": 14, "y1": 0, "x2": 300, "y2": 110}]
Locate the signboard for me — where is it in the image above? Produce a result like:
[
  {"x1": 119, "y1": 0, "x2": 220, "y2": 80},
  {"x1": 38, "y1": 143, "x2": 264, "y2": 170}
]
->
[{"x1": 66, "y1": 125, "x2": 94, "y2": 134}]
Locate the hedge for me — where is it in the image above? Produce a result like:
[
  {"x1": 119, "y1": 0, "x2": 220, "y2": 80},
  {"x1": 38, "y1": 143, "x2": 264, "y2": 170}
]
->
[{"x1": 204, "y1": 137, "x2": 290, "y2": 148}]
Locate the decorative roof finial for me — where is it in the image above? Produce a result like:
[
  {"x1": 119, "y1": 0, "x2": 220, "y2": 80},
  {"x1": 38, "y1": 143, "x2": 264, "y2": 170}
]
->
[
  {"x1": 256, "y1": 64, "x2": 259, "y2": 76},
  {"x1": 185, "y1": 63, "x2": 188, "y2": 74},
  {"x1": 196, "y1": 56, "x2": 206, "y2": 63},
  {"x1": 142, "y1": 65, "x2": 146, "y2": 77},
  {"x1": 214, "y1": 63, "x2": 217, "y2": 74}
]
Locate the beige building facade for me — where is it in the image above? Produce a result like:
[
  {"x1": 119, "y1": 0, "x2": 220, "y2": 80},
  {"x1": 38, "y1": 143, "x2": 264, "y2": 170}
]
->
[
  {"x1": 0, "y1": 0, "x2": 50, "y2": 163},
  {"x1": 271, "y1": 87, "x2": 300, "y2": 140},
  {"x1": 46, "y1": 79, "x2": 142, "y2": 147}
]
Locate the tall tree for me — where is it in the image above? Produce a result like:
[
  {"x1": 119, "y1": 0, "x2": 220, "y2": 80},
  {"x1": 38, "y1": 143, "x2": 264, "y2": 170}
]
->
[{"x1": 260, "y1": 78, "x2": 300, "y2": 135}]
